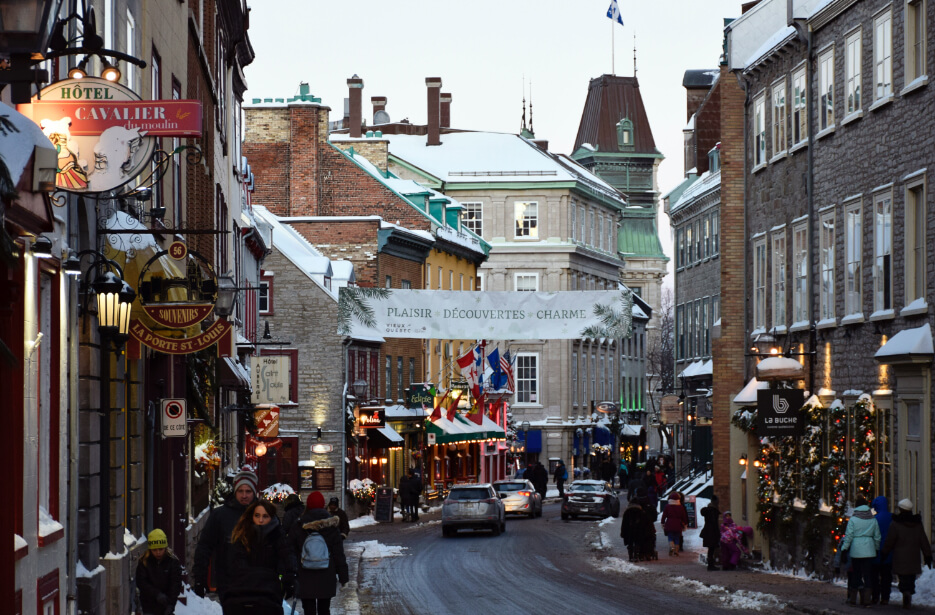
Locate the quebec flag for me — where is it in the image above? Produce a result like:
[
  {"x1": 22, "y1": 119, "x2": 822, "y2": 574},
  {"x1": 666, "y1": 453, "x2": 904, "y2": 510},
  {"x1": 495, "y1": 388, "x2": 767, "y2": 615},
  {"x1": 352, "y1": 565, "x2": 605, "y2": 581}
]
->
[{"x1": 606, "y1": 0, "x2": 624, "y2": 25}]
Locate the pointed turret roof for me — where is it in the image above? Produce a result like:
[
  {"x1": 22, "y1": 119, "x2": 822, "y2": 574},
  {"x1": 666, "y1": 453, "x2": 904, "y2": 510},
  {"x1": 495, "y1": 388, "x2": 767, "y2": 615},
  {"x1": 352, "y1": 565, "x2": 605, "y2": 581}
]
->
[{"x1": 573, "y1": 74, "x2": 660, "y2": 155}]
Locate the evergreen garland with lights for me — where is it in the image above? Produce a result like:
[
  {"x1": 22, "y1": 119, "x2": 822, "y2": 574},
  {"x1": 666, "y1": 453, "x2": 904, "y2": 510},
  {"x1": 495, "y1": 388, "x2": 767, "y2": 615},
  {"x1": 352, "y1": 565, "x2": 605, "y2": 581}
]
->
[{"x1": 827, "y1": 399, "x2": 849, "y2": 544}]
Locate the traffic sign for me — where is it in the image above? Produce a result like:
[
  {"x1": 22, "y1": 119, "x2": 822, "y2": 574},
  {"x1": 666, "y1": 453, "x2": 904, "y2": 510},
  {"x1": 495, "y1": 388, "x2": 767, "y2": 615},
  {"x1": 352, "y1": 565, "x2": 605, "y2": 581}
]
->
[{"x1": 162, "y1": 398, "x2": 187, "y2": 437}]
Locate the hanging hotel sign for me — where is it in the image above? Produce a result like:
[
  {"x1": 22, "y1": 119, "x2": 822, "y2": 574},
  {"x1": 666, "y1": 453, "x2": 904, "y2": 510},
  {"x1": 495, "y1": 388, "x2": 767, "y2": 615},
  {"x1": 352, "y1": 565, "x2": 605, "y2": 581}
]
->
[
  {"x1": 358, "y1": 407, "x2": 385, "y2": 429},
  {"x1": 756, "y1": 388, "x2": 806, "y2": 436},
  {"x1": 252, "y1": 355, "x2": 291, "y2": 404},
  {"x1": 338, "y1": 289, "x2": 634, "y2": 340},
  {"x1": 18, "y1": 78, "x2": 202, "y2": 193}
]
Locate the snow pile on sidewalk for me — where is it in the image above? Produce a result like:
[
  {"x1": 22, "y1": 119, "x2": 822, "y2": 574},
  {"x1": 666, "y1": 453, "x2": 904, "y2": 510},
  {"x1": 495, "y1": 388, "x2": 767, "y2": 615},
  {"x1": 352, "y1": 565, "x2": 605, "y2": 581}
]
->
[
  {"x1": 671, "y1": 577, "x2": 786, "y2": 611},
  {"x1": 354, "y1": 539, "x2": 407, "y2": 560},
  {"x1": 913, "y1": 568, "x2": 935, "y2": 606},
  {"x1": 175, "y1": 587, "x2": 222, "y2": 615}
]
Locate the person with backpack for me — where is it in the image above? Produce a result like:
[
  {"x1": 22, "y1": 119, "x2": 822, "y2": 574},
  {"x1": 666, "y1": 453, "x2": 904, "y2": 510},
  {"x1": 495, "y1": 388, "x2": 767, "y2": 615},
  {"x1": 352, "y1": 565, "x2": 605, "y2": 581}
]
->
[
  {"x1": 288, "y1": 491, "x2": 349, "y2": 615},
  {"x1": 553, "y1": 460, "x2": 568, "y2": 499},
  {"x1": 135, "y1": 529, "x2": 183, "y2": 615},
  {"x1": 223, "y1": 499, "x2": 295, "y2": 615}
]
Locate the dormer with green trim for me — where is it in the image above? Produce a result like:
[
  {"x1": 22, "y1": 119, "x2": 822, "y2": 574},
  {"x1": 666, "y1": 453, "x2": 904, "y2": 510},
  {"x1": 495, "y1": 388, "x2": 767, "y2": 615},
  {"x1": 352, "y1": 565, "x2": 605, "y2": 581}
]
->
[
  {"x1": 616, "y1": 118, "x2": 634, "y2": 150},
  {"x1": 444, "y1": 202, "x2": 463, "y2": 230},
  {"x1": 429, "y1": 197, "x2": 446, "y2": 224}
]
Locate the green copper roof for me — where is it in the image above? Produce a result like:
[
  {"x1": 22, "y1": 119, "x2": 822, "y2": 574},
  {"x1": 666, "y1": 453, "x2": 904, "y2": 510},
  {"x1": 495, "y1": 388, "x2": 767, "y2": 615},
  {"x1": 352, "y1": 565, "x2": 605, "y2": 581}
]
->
[{"x1": 618, "y1": 214, "x2": 667, "y2": 259}]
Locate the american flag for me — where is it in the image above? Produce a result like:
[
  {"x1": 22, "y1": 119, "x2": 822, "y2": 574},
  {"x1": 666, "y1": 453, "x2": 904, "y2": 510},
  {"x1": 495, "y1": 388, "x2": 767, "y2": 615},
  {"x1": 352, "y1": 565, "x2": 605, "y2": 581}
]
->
[{"x1": 501, "y1": 350, "x2": 515, "y2": 393}]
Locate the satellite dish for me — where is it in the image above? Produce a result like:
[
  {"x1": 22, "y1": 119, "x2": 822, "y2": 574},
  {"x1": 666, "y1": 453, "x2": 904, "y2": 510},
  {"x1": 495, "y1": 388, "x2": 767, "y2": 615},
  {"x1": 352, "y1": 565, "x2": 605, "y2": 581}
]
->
[{"x1": 373, "y1": 110, "x2": 391, "y2": 125}]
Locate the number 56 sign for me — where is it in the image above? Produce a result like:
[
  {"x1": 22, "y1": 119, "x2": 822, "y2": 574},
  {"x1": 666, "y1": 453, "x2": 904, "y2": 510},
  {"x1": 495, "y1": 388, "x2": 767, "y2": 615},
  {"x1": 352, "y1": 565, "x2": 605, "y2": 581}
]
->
[{"x1": 162, "y1": 399, "x2": 188, "y2": 437}]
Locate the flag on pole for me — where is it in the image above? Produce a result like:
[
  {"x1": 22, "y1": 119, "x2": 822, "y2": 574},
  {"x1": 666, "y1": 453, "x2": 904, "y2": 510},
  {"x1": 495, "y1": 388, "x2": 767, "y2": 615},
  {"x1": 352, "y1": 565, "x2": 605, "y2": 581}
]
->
[
  {"x1": 487, "y1": 348, "x2": 504, "y2": 390},
  {"x1": 446, "y1": 391, "x2": 462, "y2": 422},
  {"x1": 456, "y1": 344, "x2": 485, "y2": 400},
  {"x1": 606, "y1": 0, "x2": 623, "y2": 25},
  {"x1": 501, "y1": 350, "x2": 515, "y2": 393},
  {"x1": 465, "y1": 399, "x2": 484, "y2": 425}
]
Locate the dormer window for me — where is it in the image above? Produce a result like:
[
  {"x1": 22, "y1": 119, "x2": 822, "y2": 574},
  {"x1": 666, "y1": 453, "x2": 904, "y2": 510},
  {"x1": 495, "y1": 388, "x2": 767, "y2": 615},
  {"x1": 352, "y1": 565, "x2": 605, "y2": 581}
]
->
[
  {"x1": 708, "y1": 143, "x2": 721, "y2": 173},
  {"x1": 616, "y1": 118, "x2": 634, "y2": 150}
]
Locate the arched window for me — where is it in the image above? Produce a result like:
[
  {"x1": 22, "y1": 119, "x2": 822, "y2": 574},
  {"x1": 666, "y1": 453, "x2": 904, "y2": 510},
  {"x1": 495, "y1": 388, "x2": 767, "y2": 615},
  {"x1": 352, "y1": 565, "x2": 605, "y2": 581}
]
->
[{"x1": 616, "y1": 118, "x2": 634, "y2": 150}]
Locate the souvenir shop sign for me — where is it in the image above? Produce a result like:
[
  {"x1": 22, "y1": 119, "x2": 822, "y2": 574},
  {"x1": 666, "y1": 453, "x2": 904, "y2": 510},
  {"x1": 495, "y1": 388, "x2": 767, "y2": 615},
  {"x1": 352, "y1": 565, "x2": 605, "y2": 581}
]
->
[
  {"x1": 20, "y1": 78, "x2": 201, "y2": 193},
  {"x1": 129, "y1": 318, "x2": 233, "y2": 355},
  {"x1": 338, "y1": 289, "x2": 634, "y2": 340},
  {"x1": 757, "y1": 388, "x2": 806, "y2": 436}
]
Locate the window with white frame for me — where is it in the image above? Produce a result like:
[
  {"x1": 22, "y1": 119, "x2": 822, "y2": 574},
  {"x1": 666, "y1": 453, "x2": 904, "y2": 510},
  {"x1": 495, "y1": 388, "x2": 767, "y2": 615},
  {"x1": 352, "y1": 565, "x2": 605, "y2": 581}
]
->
[
  {"x1": 695, "y1": 220, "x2": 702, "y2": 262},
  {"x1": 872, "y1": 189, "x2": 893, "y2": 312},
  {"x1": 688, "y1": 301, "x2": 696, "y2": 358},
  {"x1": 589, "y1": 211, "x2": 595, "y2": 247},
  {"x1": 874, "y1": 9, "x2": 893, "y2": 100},
  {"x1": 772, "y1": 231, "x2": 786, "y2": 328},
  {"x1": 771, "y1": 79, "x2": 787, "y2": 155},
  {"x1": 126, "y1": 10, "x2": 137, "y2": 90},
  {"x1": 905, "y1": 181, "x2": 926, "y2": 304},
  {"x1": 515, "y1": 273, "x2": 538, "y2": 292},
  {"x1": 677, "y1": 228, "x2": 684, "y2": 268},
  {"x1": 598, "y1": 216, "x2": 604, "y2": 250},
  {"x1": 572, "y1": 352, "x2": 578, "y2": 405},
  {"x1": 449, "y1": 270, "x2": 453, "y2": 290},
  {"x1": 703, "y1": 216, "x2": 711, "y2": 258},
  {"x1": 579, "y1": 207, "x2": 586, "y2": 245},
  {"x1": 514, "y1": 201, "x2": 538, "y2": 238},
  {"x1": 461, "y1": 202, "x2": 483, "y2": 236},
  {"x1": 103, "y1": 0, "x2": 114, "y2": 49},
  {"x1": 820, "y1": 211, "x2": 836, "y2": 320},
  {"x1": 793, "y1": 66, "x2": 808, "y2": 145},
  {"x1": 702, "y1": 298, "x2": 709, "y2": 355},
  {"x1": 846, "y1": 29, "x2": 862, "y2": 114},
  {"x1": 259, "y1": 275, "x2": 272, "y2": 314},
  {"x1": 819, "y1": 47, "x2": 834, "y2": 130},
  {"x1": 476, "y1": 272, "x2": 484, "y2": 291},
  {"x1": 906, "y1": 0, "x2": 927, "y2": 83},
  {"x1": 571, "y1": 201, "x2": 577, "y2": 241},
  {"x1": 686, "y1": 224, "x2": 694, "y2": 264},
  {"x1": 793, "y1": 222, "x2": 808, "y2": 323},
  {"x1": 845, "y1": 200, "x2": 863, "y2": 315},
  {"x1": 754, "y1": 238, "x2": 767, "y2": 330},
  {"x1": 712, "y1": 212, "x2": 719, "y2": 255},
  {"x1": 608, "y1": 219, "x2": 615, "y2": 253},
  {"x1": 754, "y1": 93, "x2": 766, "y2": 167}
]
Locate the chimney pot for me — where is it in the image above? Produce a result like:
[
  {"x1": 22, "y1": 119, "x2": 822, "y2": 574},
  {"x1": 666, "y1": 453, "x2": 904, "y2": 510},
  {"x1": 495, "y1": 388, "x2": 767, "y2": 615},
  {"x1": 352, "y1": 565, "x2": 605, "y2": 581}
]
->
[
  {"x1": 426, "y1": 77, "x2": 442, "y2": 146},
  {"x1": 347, "y1": 76, "x2": 364, "y2": 138},
  {"x1": 440, "y1": 92, "x2": 452, "y2": 129},
  {"x1": 371, "y1": 96, "x2": 387, "y2": 123}
]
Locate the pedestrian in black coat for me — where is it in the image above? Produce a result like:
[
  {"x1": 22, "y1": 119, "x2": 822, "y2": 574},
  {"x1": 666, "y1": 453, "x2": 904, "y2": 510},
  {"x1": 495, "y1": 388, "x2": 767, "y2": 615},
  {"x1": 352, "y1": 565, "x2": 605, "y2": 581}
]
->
[
  {"x1": 404, "y1": 469, "x2": 422, "y2": 521},
  {"x1": 881, "y1": 499, "x2": 933, "y2": 608},
  {"x1": 289, "y1": 491, "x2": 350, "y2": 615},
  {"x1": 222, "y1": 499, "x2": 296, "y2": 615},
  {"x1": 620, "y1": 500, "x2": 647, "y2": 561},
  {"x1": 533, "y1": 462, "x2": 549, "y2": 500},
  {"x1": 700, "y1": 495, "x2": 721, "y2": 570},
  {"x1": 135, "y1": 529, "x2": 183, "y2": 615},
  {"x1": 281, "y1": 493, "x2": 305, "y2": 535},
  {"x1": 191, "y1": 468, "x2": 258, "y2": 599},
  {"x1": 327, "y1": 497, "x2": 351, "y2": 537},
  {"x1": 553, "y1": 460, "x2": 568, "y2": 499}
]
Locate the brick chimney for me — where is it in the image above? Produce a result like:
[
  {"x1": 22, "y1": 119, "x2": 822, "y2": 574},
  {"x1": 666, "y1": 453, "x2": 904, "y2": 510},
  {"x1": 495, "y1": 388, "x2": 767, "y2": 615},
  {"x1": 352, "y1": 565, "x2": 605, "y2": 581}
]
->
[
  {"x1": 440, "y1": 92, "x2": 452, "y2": 128},
  {"x1": 347, "y1": 75, "x2": 363, "y2": 138},
  {"x1": 371, "y1": 96, "x2": 387, "y2": 124},
  {"x1": 426, "y1": 77, "x2": 442, "y2": 146}
]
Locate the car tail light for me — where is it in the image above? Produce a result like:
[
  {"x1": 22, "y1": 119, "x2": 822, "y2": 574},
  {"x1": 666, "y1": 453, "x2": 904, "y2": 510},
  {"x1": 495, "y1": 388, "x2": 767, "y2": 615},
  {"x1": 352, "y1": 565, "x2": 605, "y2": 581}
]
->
[
  {"x1": 518, "y1": 490, "x2": 532, "y2": 497},
  {"x1": 481, "y1": 498, "x2": 498, "y2": 505}
]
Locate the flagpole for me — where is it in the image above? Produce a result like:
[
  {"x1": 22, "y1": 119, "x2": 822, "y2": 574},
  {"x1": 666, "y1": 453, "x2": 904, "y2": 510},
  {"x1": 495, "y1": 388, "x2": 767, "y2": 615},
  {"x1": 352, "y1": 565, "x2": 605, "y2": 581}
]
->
[{"x1": 611, "y1": 17, "x2": 615, "y2": 75}]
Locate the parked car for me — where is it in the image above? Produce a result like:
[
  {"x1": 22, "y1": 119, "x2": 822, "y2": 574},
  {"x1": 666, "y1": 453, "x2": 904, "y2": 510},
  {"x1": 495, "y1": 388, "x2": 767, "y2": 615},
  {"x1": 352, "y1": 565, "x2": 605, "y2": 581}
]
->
[
  {"x1": 561, "y1": 480, "x2": 620, "y2": 520},
  {"x1": 493, "y1": 479, "x2": 542, "y2": 518},
  {"x1": 442, "y1": 483, "x2": 506, "y2": 537}
]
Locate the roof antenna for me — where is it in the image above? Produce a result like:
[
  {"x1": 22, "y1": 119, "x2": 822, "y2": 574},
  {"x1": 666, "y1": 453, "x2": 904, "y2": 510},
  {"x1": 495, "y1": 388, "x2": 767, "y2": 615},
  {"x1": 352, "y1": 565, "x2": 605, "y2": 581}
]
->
[
  {"x1": 529, "y1": 81, "x2": 534, "y2": 136},
  {"x1": 521, "y1": 74, "x2": 527, "y2": 133},
  {"x1": 633, "y1": 34, "x2": 638, "y2": 78}
]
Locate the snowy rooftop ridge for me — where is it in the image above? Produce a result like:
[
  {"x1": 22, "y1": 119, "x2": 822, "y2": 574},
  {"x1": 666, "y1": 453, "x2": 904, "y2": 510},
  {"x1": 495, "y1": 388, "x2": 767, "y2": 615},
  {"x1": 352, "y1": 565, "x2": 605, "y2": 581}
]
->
[{"x1": 671, "y1": 168, "x2": 720, "y2": 211}]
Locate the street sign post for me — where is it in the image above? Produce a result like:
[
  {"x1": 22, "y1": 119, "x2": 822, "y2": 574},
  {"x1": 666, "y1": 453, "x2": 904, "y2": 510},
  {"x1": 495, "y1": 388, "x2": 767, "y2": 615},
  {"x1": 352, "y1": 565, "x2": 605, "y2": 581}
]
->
[{"x1": 161, "y1": 399, "x2": 187, "y2": 437}]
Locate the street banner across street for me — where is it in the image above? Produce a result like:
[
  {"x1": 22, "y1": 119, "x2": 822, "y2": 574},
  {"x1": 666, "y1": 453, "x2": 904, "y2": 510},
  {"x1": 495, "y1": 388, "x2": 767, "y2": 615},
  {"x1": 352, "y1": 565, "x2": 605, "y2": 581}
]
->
[{"x1": 338, "y1": 289, "x2": 633, "y2": 340}]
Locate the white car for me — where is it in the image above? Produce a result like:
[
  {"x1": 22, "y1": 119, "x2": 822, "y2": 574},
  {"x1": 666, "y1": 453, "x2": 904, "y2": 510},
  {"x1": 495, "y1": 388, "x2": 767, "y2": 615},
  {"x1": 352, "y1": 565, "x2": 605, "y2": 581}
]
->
[{"x1": 441, "y1": 483, "x2": 506, "y2": 537}]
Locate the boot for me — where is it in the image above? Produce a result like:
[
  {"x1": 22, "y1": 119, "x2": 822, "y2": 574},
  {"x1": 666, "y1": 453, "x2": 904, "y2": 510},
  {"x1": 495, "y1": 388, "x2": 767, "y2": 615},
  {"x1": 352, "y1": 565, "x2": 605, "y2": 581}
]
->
[
  {"x1": 903, "y1": 592, "x2": 911, "y2": 609},
  {"x1": 846, "y1": 590, "x2": 857, "y2": 606},
  {"x1": 859, "y1": 588, "x2": 871, "y2": 606}
]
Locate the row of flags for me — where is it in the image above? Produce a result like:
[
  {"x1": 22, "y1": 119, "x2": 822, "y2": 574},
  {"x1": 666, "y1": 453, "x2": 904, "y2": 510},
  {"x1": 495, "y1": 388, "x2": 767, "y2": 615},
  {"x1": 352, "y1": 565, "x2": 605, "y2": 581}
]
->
[{"x1": 425, "y1": 342, "x2": 515, "y2": 426}]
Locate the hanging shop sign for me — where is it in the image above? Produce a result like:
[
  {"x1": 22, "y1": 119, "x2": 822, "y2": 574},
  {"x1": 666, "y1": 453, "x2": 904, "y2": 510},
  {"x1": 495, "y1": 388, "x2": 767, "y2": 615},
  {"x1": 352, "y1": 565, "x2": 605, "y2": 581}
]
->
[
  {"x1": 406, "y1": 383, "x2": 434, "y2": 409},
  {"x1": 19, "y1": 78, "x2": 202, "y2": 193},
  {"x1": 660, "y1": 395, "x2": 682, "y2": 425},
  {"x1": 161, "y1": 398, "x2": 187, "y2": 438},
  {"x1": 338, "y1": 289, "x2": 634, "y2": 340},
  {"x1": 254, "y1": 405, "x2": 280, "y2": 438},
  {"x1": 756, "y1": 388, "x2": 806, "y2": 436},
  {"x1": 358, "y1": 407, "x2": 385, "y2": 429},
  {"x1": 130, "y1": 318, "x2": 232, "y2": 354},
  {"x1": 252, "y1": 355, "x2": 291, "y2": 404}
]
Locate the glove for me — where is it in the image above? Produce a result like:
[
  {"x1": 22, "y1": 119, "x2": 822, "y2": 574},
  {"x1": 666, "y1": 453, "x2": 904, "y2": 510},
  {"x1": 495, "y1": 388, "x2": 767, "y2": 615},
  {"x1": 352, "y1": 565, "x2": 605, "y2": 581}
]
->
[
  {"x1": 191, "y1": 581, "x2": 206, "y2": 598},
  {"x1": 155, "y1": 593, "x2": 168, "y2": 606}
]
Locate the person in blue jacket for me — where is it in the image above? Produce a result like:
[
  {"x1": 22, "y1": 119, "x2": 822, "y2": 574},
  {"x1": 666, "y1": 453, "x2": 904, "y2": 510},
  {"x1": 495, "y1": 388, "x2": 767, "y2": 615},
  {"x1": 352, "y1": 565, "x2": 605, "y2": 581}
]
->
[
  {"x1": 870, "y1": 495, "x2": 894, "y2": 605},
  {"x1": 840, "y1": 495, "x2": 882, "y2": 606}
]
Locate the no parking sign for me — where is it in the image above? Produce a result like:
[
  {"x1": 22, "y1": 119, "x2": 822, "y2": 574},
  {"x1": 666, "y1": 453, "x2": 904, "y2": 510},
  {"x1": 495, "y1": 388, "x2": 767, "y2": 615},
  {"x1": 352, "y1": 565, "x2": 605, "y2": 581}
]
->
[{"x1": 162, "y1": 399, "x2": 187, "y2": 437}]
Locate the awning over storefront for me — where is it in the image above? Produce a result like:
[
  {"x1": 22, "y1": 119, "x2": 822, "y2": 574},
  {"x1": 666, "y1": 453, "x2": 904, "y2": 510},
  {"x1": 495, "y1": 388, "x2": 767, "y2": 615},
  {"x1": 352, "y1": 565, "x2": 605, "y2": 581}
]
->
[
  {"x1": 365, "y1": 424, "x2": 404, "y2": 449},
  {"x1": 733, "y1": 377, "x2": 768, "y2": 405},
  {"x1": 875, "y1": 323, "x2": 934, "y2": 365},
  {"x1": 619, "y1": 424, "x2": 644, "y2": 438},
  {"x1": 219, "y1": 357, "x2": 251, "y2": 390},
  {"x1": 425, "y1": 414, "x2": 505, "y2": 444},
  {"x1": 517, "y1": 429, "x2": 542, "y2": 453},
  {"x1": 385, "y1": 404, "x2": 430, "y2": 419}
]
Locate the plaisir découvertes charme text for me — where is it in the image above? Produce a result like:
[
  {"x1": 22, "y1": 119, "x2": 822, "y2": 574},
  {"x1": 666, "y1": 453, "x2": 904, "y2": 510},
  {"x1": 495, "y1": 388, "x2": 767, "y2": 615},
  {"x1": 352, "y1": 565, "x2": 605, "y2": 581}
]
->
[{"x1": 386, "y1": 308, "x2": 588, "y2": 320}]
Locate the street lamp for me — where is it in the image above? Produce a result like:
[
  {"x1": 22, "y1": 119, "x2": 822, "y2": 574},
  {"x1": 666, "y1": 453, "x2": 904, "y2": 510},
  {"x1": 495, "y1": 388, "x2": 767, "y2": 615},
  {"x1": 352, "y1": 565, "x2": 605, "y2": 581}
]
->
[
  {"x1": 352, "y1": 379, "x2": 369, "y2": 403},
  {"x1": 521, "y1": 420, "x2": 530, "y2": 466}
]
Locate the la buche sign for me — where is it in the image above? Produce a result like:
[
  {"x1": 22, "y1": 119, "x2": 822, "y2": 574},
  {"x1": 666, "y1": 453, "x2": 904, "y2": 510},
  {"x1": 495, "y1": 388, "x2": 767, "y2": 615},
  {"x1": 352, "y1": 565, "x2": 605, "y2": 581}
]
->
[{"x1": 756, "y1": 388, "x2": 806, "y2": 436}]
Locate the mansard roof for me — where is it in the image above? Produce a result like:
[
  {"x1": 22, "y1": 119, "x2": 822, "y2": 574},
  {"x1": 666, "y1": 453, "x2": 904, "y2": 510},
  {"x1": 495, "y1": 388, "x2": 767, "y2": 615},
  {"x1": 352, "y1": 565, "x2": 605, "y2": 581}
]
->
[{"x1": 573, "y1": 74, "x2": 660, "y2": 156}]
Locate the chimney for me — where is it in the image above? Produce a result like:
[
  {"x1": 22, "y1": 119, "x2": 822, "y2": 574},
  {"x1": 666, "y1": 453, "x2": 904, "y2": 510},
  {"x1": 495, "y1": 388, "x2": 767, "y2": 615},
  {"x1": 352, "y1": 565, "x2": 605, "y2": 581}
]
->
[
  {"x1": 347, "y1": 75, "x2": 363, "y2": 138},
  {"x1": 371, "y1": 96, "x2": 387, "y2": 123},
  {"x1": 426, "y1": 77, "x2": 442, "y2": 146},
  {"x1": 440, "y1": 92, "x2": 452, "y2": 128}
]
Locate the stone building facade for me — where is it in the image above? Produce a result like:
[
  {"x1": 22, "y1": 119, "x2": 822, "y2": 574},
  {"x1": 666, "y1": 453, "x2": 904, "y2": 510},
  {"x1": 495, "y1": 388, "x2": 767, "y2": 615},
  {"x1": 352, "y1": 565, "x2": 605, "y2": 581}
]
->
[{"x1": 724, "y1": 0, "x2": 935, "y2": 565}]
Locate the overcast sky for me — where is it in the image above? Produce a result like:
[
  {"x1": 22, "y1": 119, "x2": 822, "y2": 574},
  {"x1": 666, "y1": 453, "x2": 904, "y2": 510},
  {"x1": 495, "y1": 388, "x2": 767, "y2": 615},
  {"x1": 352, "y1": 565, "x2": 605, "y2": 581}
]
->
[{"x1": 244, "y1": 0, "x2": 744, "y2": 284}]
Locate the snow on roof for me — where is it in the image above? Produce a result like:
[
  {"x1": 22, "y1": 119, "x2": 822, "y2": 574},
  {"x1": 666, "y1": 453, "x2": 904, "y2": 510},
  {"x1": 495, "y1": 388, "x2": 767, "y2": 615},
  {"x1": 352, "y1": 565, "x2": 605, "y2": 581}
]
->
[
  {"x1": 435, "y1": 224, "x2": 487, "y2": 256},
  {"x1": 699, "y1": 360, "x2": 713, "y2": 376},
  {"x1": 685, "y1": 113, "x2": 696, "y2": 131},
  {"x1": 744, "y1": 25, "x2": 797, "y2": 69},
  {"x1": 680, "y1": 360, "x2": 705, "y2": 379},
  {"x1": 875, "y1": 323, "x2": 934, "y2": 360},
  {"x1": 756, "y1": 356, "x2": 806, "y2": 380},
  {"x1": 671, "y1": 169, "x2": 720, "y2": 212},
  {"x1": 0, "y1": 101, "x2": 56, "y2": 187},
  {"x1": 379, "y1": 219, "x2": 435, "y2": 243},
  {"x1": 733, "y1": 377, "x2": 769, "y2": 405},
  {"x1": 253, "y1": 205, "x2": 336, "y2": 297},
  {"x1": 330, "y1": 259, "x2": 355, "y2": 282}
]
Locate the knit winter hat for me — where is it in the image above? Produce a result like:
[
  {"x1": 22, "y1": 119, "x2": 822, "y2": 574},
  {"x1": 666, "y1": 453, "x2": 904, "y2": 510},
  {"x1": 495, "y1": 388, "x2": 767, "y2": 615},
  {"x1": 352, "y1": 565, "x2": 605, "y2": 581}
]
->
[
  {"x1": 307, "y1": 491, "x2": 326, "y2": 510},
  {"x1": 669, "y1": 496, "x2": 680, "y2": 504},
  {"x1": 898, "y1": 498, "x2": 914, "y2": 512},
  {"x1": 329, "y1": 497, "x2": 340, "y2": 507},
  {"x1": 232, "y1": 469, "x2": 258, "y2": 494},
  {"x1": 147, "y1": 529, "x2": 168, "y2": 550}
]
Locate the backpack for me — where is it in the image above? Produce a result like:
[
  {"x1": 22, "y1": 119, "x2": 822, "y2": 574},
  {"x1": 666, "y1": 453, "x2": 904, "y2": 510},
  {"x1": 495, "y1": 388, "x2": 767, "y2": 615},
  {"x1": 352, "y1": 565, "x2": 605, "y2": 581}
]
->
[
  {"x1": 300, "y1": 531, "x2": 331, "y2": 570},
  {"x1": 561, "y1": 468, "x2": 568, "y2": 480}
]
